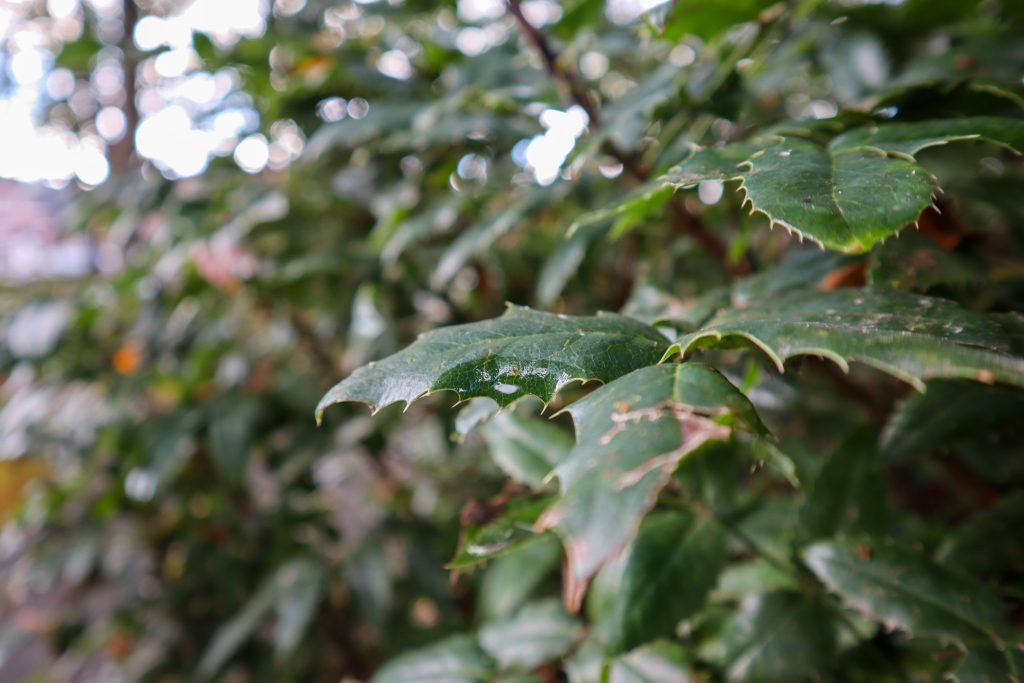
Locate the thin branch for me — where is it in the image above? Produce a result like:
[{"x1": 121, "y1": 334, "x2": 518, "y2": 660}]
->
[{"x1": 504, "y1": 0, "x2": 742, "y2": 274}]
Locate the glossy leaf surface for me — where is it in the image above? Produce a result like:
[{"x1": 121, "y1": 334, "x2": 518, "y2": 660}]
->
[{"x1": 317, "y1": 306, "x2": 668, "y2": 419}]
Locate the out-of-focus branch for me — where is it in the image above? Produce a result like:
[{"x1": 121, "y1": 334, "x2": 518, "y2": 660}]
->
[
  {"x1": 108, "y1": 0, "x2": 139, "y2": 173},
  {"x1": 505, "y1": 0, "x2": 742, "y2": 274}
]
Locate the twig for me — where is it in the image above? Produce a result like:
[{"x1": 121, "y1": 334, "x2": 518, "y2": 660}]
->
[{"x1": 504, "y1": 0, "x2": 742, "y2": 274}]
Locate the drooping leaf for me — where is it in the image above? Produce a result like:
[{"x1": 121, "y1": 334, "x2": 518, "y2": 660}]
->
[
  {"x1": 669, "y1": 288, "x2": 1024, "y2": 392},
  {"x1": 610, "y1": 511, "x2": 727, "y2": 653},
  {"x1": 537, "y1": 363, "x2": 768, "y2": 609},
  {"x1": 829, "y1": 116, "x2": 1024, "y2": 158},
  {"x1": 370, "y1": 636, "x2": 493, "y2": 683},
  {"x1": 803, "y1": 539, "x2": 1007, "y2": 644},
  {"x1": 317, "y1": 306, "x2": 669, "y2": 420},
  {"x1": 478, "y1": 598, "x2": 582, "y2": 670},
  {"x1": 709, "y1": 591, "x2": 837, "y2": 683},
  {"x1": 481, "y1": 412, "x2": 573, "y2": 489}
]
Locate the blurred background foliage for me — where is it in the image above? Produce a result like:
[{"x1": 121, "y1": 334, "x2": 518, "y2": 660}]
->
[{"x1": 1, "y1": 0, "x2": 1023, "y2": 681}]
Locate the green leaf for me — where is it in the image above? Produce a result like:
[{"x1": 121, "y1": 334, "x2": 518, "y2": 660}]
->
[
  {"x1": 197, "y1": 559, "x2": 325, "y2": 680},
  {"x1": 881, "y1": 381, "x2": 1024, "y2": 458},
  {"x1": 868, "y1": 229, "x2": 984, "y2": 291},
  {"x1": 481, "y1": 412, "x2": 573, "y2": 489},
  {"x1": 431, "y1": 192, "x2": 548, "y2": 290},
  {"x1": 669, "y1": 288, "x2": 1024, "y2": 392},
  {"x1": 952, "y1": 646, "x2": 1024, "y2": 683},
  {"x1": 737, "y1": 139, "x2": 937, "y2": 253},
  {"x1": 939, "y1": 492, "x2": 1024, "y2": 580},
  {"x1": 566, "y1": 181, "x2": 673, "y2": 240},
  {"x1": 448, "y1": 496, "x2": 552, "y2": 569},
  {"x1": 536, "y1": 226, "x2": 597, "y2": 308},
  {"x1": 800, "y1": 429, "x2": 887, "y2": 540},
  {"x1": 829, "y1": 116, "x2": 1024, "y2": 158},
  {"x1": 537, "y1": 363, "x2": 767, "y2": 609},
  {"x1": 662, "y1": 0, "x2": 773, "y2": 42},
  {"x1": 316, "y1": 305, "x2": 668, "y2": 420},
  {"x1": 609, "y1": 641, "x2": 694, "y2": 683},
  {"x1": 663, "y1": 142, "x2": 764, "y2": 188},
  {"x1": 370, "y1": 636, "x2": 493, "y2": 683},
  {"x1": 479, "y1": 536, "x2": 563, "y2": 621},
  {"x1": 711, "y1": 591, "x2": 837, "y2": 683},
  {"x1": 478, "y1": 598, "x2": 582, "y2": 670},
  {"x1": 667, "y1": 137, "x2": 938, "y2": 252},
  {"x1": 610, "y1": 511, "x2": 726, "y2": 653},
  {"x1": 803, "y1": 540, "x2": 1007, "y2": 644}
]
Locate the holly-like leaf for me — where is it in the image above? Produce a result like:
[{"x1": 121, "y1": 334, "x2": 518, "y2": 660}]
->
[
  {"x1": 738, "y1": 139, "x2": 937, "y2": 253},
  {"x1": 316, "y1": 306, "x2": 668, "y2": 421},
  {"x1": 668, "y1": 288, "x2": 1024, "y2": 392},
  {"x1": 478, "y1": 599, "x2": 582, "y2": 670},
  {"x1": 610, "y1": 511, "x2": 727, "y2": 653},
  {"x1": 829, "y1": 116, "x2": 1024, "y2": 158},
  {"x1": 370, "y1": 636, "x2": 493, "y2": 683},
  {"x1": 536, "y1": 363, "x2": 768, "y2": 610},
  {"x1": 803, "y1": 540, "x2": 1007, "y2": 644},
  {"x1": 667, "y1": 137, "x2": 937, "y2": 252}
]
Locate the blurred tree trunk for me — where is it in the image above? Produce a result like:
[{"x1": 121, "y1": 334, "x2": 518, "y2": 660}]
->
[{"x1": 108, "y1": 0, "x2": 138, "y2": 173}]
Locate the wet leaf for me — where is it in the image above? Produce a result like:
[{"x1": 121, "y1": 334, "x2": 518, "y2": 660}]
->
[{"x1": 317, "y1": 306, "x2": 668, "y2": 420}]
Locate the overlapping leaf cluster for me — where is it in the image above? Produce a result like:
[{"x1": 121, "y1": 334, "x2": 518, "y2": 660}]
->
[{"x1": 2, "y1": 0, "x2": 1024, "y2": 682}]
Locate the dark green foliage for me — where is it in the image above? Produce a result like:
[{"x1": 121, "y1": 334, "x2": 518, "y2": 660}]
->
[{"x1": 3, "y1": 1, "x2": 1024, "y2": 682}]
